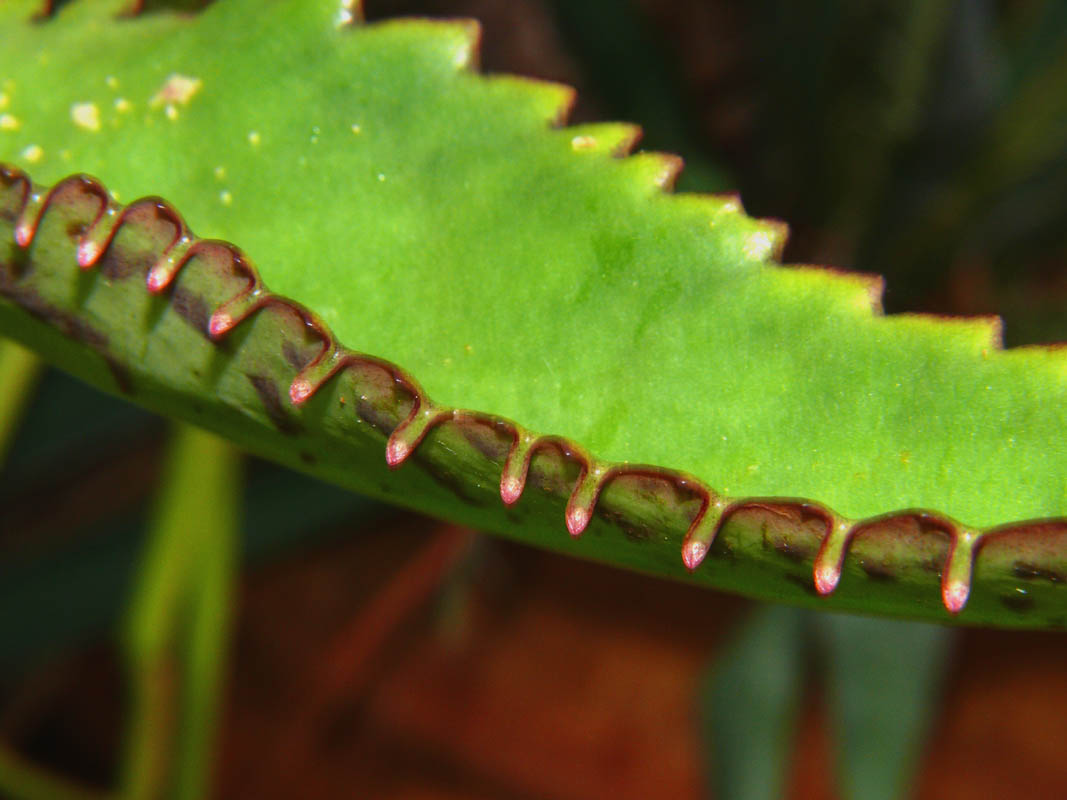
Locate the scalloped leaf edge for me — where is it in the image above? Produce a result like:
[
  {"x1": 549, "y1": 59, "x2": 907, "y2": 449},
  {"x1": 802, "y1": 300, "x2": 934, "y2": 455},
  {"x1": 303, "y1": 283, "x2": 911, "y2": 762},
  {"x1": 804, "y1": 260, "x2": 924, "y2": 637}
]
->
[
  {"x1": 8, "y1": 162, "x2": 1067, "y2": 617},
  {"x1": 3, "y1": 0, "x2": 1066, "y2": 622}
]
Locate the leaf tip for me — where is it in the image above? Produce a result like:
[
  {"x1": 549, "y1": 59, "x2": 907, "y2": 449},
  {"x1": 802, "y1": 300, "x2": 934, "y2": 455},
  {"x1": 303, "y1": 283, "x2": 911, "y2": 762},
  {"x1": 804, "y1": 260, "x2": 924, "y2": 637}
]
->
[
  {"x1": 385, "y1": 436, "x2": 411, "y2": 468},
  {"x1": 942, "y1": 578, "x2": 970, "y2": 615},
  {"x1": 682, "y1": 538, "x2": 708, "y2": 571},
  {"x1": 289, "y1": 378, "x2": 314, "y2": 405},
  {"x1": 565, "y1": 505, "x2": 589, "y2": 537},
  {"x1": 145, "y1": 265, "x2": 171, "y2": 293},
  {"x1": 500, "y1": 474, "x2": 523, "y2": 505},
  {"x1": 814, "y1": 562, "x2": 841, "y2": 595},
  {"x1": 76, "y1": 240, "x2": 102, "y2": 268},
  {"x1": 208, "y1": 311, "x2": 233, "y2": 339},
  {"x1": 13, "y1": 222, "x2": 33, "y2": 248}
]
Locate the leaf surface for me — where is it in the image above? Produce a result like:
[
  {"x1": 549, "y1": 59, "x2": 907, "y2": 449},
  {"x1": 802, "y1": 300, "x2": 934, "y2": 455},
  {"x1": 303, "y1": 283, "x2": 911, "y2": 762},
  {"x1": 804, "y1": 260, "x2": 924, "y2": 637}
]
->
[{"x1": 2, "y1": 0, "x2": 1067, "y2": 624}]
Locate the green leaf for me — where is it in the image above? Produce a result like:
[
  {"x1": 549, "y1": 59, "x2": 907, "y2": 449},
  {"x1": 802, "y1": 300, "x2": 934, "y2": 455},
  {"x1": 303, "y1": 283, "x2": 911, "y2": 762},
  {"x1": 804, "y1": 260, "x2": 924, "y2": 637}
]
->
[
  {"x1": 2, "y1": 0, "x2": 1067, "y2": 626},
  {"x1": 120, "y1": 425, "x2": 241, "y2": 800},
  {"x1": 0, "y1": 338, "x2": 43, "y2": 463},
  {"x1": 701, "y1": 606, "x2": 806, "y2": 800},
  {"x1": 815, "y1": 614, "x2": 952, "y2": 800}
]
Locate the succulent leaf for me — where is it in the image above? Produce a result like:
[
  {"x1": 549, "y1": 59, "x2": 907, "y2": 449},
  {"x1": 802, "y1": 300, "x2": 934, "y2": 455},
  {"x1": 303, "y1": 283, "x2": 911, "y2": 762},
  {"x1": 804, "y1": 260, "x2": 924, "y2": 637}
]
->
[{"x1": 2, "y1": 0, "x2": 1067, "y2": 625}]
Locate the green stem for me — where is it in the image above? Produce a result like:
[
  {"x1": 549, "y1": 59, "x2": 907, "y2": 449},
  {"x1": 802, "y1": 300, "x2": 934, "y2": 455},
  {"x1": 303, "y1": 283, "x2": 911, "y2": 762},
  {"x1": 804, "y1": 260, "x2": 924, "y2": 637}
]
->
[
  {"x1": 172, "y1": 458, "x2": 239, "y2": 800},
  {"x1": 0, "y1": 338, "x2": 43, "y2": 465},
  {"x1": 119, "y1": 425, "x2": 242, "y2": 800}
]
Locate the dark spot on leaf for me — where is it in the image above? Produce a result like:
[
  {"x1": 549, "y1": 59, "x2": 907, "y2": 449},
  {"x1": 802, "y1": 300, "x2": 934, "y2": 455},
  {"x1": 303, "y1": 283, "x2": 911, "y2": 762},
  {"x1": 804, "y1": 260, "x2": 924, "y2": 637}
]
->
[
  {"x1": 708, "y1": 536, "x2": 736, "y2": 562},
  {"x1": 1, "y1": 281, "x2": 108, "y2": 349},
  {"x1": 599, "y1": 508, "x2": 652, "y2": 543},
  {"x1": 171, "y1": 286, "x2": 212, "y2": 339},
  {"x1": 246, "y1": 373, "x2": 302, "y2": 435},
  {"x1": 99, "y1": 250, "x2": 153, "y2": 282},
  {"x1": 281, "y1": 340, "x2": 311, "y2": 372},
  {"x1": 456, "y1": 419, "x2": 512, "y2": 463},
  {"x1": 859, "y1": 561, "x2": 897, "y2": 582},
  {"x1": 299, "y1": 450, "x2": 316, "y2": 465},
  {"x1": 357, "y1": 397, "x2": 394, "y2": 435},
  {"x1": 418, "y1": 460, "x2": 484, "y2": 507},
  {"x1": 66, "y1": 220, "x2": 87, "y2": 239},
  {"x1": 1000, "y1": 592, "x2": 1035, "y2": 613},
  {"x1": 765, "y1": 535, "x2": 810, "y2": 563},
  {"x1": 784, "y1": 573, "x2": 820, "y2": 597},
  {"x1": 921, "y1": 559, "x2": 943, "y2": 575},
  {"x1": 1012, "y1": 561, "x2": 1065, "y2": 583},
  {"x1": 105, "y1": 357, "x2": 133, "y2": 395}
]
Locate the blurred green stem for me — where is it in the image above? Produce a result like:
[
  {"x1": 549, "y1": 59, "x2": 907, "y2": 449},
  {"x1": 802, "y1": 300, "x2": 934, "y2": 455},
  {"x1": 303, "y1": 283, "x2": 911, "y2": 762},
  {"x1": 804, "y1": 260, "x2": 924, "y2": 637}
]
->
[
  {"x1": 814, "y1": 614, "x2": 952, "y2": 800},
  {"x1": 701, "y1": 605, "x2": 807, "y2": 800},
  {"x1": 0, "y1": 339, "x2": 44, "y2": 465},
  {"x1": 120, "y1": 425, "x2": 242, "y2": 800}
]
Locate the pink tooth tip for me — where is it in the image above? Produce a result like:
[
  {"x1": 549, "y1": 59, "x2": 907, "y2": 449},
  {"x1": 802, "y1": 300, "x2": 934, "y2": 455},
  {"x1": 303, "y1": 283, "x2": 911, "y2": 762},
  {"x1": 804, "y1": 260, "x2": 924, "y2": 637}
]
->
[
  {"x1": 208, "y1": 312, "x2": 232, "y2": 338},
  {"x1": 385, "y1": 437, "x2": 410, "y2": 468},
  {"x1": 77, "y1": 241, "x2": 100, "y2": 268},
  {"x1": 146, "y1": 268, "x2": 169, "y2": 293},
  {"x1": 14, "y1": 225, "x2": 31, "y2": 247},
  {"x1": 500, "y1": 476, "x2": 523, "y2": 505},
  {"x1": 288, "y1": 378, "x2": 313, "y2": 405},
  {"x1": 566, "y1": 506, "x2": 589, "y2": 537},
  {"x1": 682, "y1": 540, "x2": 708, "y2": 571},
  {"x1": 943, "y1": 580, "x2": 969, "y2": 615},
  {"x1": 813, "y1": 563, "x2": 841, "y2": 596}
]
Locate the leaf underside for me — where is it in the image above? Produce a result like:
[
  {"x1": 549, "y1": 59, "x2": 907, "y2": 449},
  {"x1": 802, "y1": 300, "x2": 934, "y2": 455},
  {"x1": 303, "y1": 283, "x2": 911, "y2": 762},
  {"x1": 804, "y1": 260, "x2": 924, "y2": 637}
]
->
[{"x1": 2, "y1": 0, "x2": 1066, "y2": 626}]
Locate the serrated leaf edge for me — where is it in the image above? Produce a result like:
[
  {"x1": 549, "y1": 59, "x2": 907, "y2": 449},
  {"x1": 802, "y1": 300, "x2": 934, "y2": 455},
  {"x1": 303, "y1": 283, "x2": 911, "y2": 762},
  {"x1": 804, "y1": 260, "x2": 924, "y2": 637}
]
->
[{"x1": 8, "y1": 163, "x2": 1067, "y2": 617}]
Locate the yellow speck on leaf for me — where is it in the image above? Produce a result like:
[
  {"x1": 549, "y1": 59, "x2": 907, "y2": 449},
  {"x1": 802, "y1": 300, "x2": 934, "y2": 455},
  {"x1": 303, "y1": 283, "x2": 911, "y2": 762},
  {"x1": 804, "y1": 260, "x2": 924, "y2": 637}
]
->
[
  {"x1": 71, "y1": 102, "x2": 101, "y2": 132},
  {"x1": 0, "y1": 114, "x2": 20, "y2": 131},
  {"x1": 21, "y1": 144, "x2": 43, "y2": 163},
  {"x1": 150, "y1": 73, "x2": 203, "y2": 109}
]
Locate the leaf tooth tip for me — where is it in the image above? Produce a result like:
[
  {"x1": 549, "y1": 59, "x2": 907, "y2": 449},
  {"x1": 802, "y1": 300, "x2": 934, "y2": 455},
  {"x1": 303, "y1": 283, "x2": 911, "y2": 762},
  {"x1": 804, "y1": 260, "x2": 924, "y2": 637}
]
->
[
  {"x1": 289, "y1": 378, "x2": 314, "y2": 405},
  {"x1": 145, "y1": 266, "x2": 170, "y2": 293},
  {"x1": 813, "y1": 563, "x2": 841, "y2": 595},
  {"x1": 14, "y1": 224, "x2": 32, "y2": 248},
  {"x1": 76, "y1": 240, "x2": 101, "y2": 268},
  {"x1": 565, "y1": 506, "x2": 589, "y2": 537},
  {"x1": 943, "y1": 579, "x2": 970, "y2": 615},
  {"x1": 208, "y1": 312, "x2": 232, "y2": 338},
  {"x1": 682, "y1": 539, "x2": 708, "y2": 571},
  {"x1": 500, "y1": 475, "x2": 523, "y2": 505},
  {"x1": 385, "y1": 437, "x2": 410, "y2": 468}
]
